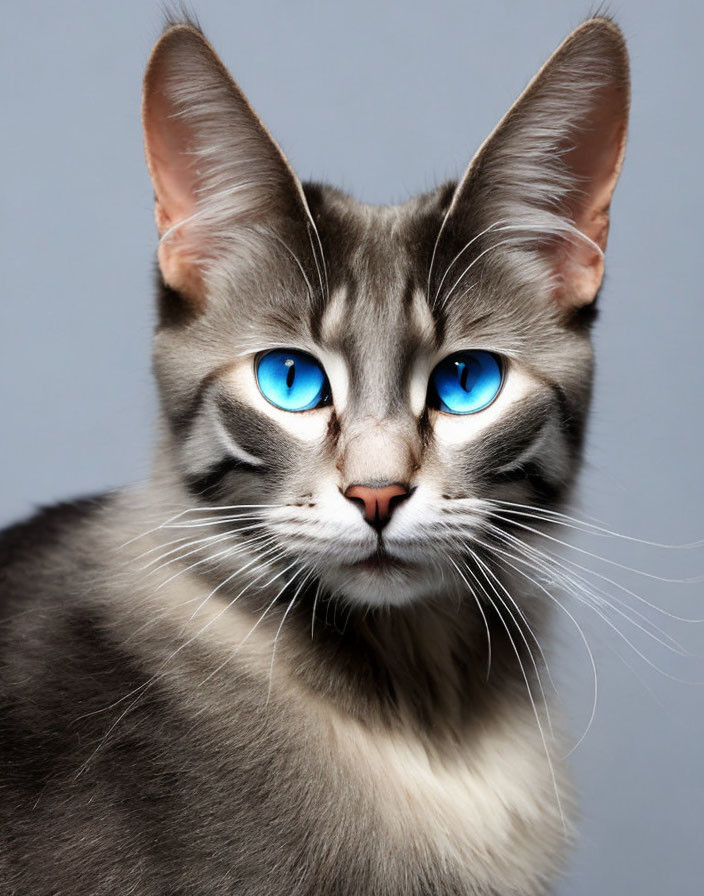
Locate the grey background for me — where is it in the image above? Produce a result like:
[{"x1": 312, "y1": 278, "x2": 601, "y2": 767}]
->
[{"x1": 1, "y1": 1, "x2": 702, "y2": 892}]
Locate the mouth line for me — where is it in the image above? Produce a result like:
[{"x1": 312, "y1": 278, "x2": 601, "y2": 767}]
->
[{"x1": 345, "y1": 546, "x2": 414, "y2": 573}]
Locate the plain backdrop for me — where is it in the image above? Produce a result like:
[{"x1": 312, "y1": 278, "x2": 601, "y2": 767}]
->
[{"x1": 1, "y1": 2, "x2": 702, "y2": 893}]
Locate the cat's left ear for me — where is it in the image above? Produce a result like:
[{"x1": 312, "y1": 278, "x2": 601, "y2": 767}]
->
[
  {"x1": 142, "y1": 23, "x2": 313, "y2": 304},
  {"x1": 438, "y1": 17, "x2": 629, "y2": 309}
]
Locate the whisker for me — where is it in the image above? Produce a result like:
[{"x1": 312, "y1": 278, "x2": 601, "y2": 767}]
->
[
  {"x1": 270, "y1": 233, "x2": 317, "y2": 304},
  {"x1": 461, "y1": 552, "x2": 567, "y2": 832},
  {"x1": 147, "y1": 526, "x2": 271, "y2": 574},
  {"x1": 161, "y1": 514, "x2": 270, "y2": 530},
  {"x1": 431, "y1": 219, "x2": 507, "y2": 304},
  {"x1": 141, "y1": 523, "x2": 268, "y2": 568},
  {"x1": 488, "y1": 525, "x2": 690, "y2": 655},
  {"x1": 310, "y1": 578, "x2": 323, "y2": 640},
  {"x1": 266, "y1": 565, "x2": 317, "y2": 704},
  {"x1": 448, "y1": 557, "x2": 492, "y2": 680},
  {"x1": 479, "y1": 533, "x2": 698, "y2": 684},
  {"x1": 186, "y1": 541, "x2": 283, "y2": 619},
  {"x1": 134, "y1": 532, "x2": 216, "y2": 562},
  {"x1": 470, "y1": 552, "x2": 556, "y2": 737},
  {"x1": 488, "y1": 549, "x2": 599, "y2": 757},
  {"x1": 154, "y1": 536, "x2": 279, "y2": 594},
  {"x1": 488, "y1": 512, "x2": 704, "y2": 589},
  {"x1": 441, "y1": 237, "x2": 526, "y2": 309},
  {"x1": 486, "y1": 498, "x2": 704, "y2": 550},
  {"x1": 199, "y1": 560, "x2": 305, "y2": 688},
  {"x1": 120, "y1": 503, "x2": 280, "y2": 547},
  {"x1": 474, "y1": 550, "x2": 559, "y2": 700}
]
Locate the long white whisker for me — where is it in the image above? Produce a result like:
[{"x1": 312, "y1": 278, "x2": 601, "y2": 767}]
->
[
  {"x1": 432, "y1": 219, "x2": 507, "y2": 304},
  {"x1": 448, "y1": 557, "x2": 492, "y2": 680},
  {"x1": 471, "y1": 552, "x2": 556, "y2": 737},
  {"x1": 439, "y1": 219, "x2": 602, "y2": 310},
  {"x1": 199, "y1": 561, "x2": 305, "y2": 688},
  {"x1": 134, "y1": 531, "x2": 225, "y2": 562},
  {"x1": 147, "y1": 526, "x2": 271, "y2": 574},
  {"x1": 186, "y1": 541, "x2": 283, "y2": 619},
  {"x1": 441, "y1": 238, "x2": 525, "y2": 309},
  {"x1": 162, "y1": 514, "x2": 270, "y2": 530},
  {"x1": 461, "y1": 552, "x2": 566, "y2": 832},
  {"x1": 476, "y1": 551, "x2": 559, "y2": 694},
  {"x1": 311, "y1": 578, "x2": 323, "y2": 640},
  {"x1": 489, "y1": 512, "x2": 704, "y2": 589},
  {"x1": 305, "y1": 216, "x2": 329, "y2": 301},
  {"x1": 154, "y1": 536, "x2": 279, "y2": 594},
  {"x1": 120, "y1": 503, "x2": 279, "y2": 547},
  {"x1": 271, "y1": 233, "x2": 317, "y2": 303},
  {"x1": 488, "y1": 548, "x2": 598, "y2": 757},
  {"x1": 143, "y1": 523, "x2": 269, "y2": 569},
  {"x1": 486, "y1": 498, "x2": 704, "y2": 550},
  {"x1": 480, "y1": 533, "x2": 697, "y2": 683},
  {"x1": 266, "y1": 566, "x2": 316, "y2": 704},
  {"x1": 488, "y1": 525, "x2": 690, "y2": 654}
]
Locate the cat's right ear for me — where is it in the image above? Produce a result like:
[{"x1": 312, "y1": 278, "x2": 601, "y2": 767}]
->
[
  {"x1": 433, "y1": 17, "x2": 629, "y2": 312},
  {"x1": 142, "y1": 24, "x2": 311, "y2": 304}
]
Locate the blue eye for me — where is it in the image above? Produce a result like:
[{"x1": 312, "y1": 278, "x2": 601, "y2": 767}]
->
[
  {"x1": 429, "y1": 351, "x2": 503, "y2": 414},
  {"x1": 256, "y1": 349, "x2": 331, "y2": 412}
]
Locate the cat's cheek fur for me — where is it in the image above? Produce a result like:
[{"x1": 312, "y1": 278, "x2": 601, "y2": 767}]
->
[
  {"x1": 182, "y1": 402, "x2": 268, "y2": 474},
  {"x1": 266, "y1": 484, "x2": 378, "y2": 556}
]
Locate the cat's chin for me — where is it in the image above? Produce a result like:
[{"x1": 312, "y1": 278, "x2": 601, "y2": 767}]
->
[{"x1": 318, "y1": 558, "x2": 443, "y2": 608}]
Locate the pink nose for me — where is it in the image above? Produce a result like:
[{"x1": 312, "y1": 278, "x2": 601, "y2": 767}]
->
[{"x1": 344, "y1": 483, "x2": 410, "y2": 531}]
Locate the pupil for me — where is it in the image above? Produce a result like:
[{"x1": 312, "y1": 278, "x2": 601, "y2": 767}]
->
[
  {"x1": 456, "y1": 361, "x2": 468, "y2": 391},
  {"x1": 285, "y1": 360, "x2": 296, "y2": 389},
  {"x1": 455, "y1": 357, "x2": 480, "y2": 393}
]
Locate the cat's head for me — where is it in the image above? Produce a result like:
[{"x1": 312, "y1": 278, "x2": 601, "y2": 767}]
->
[{"x1": 142, "y1": 19, "x2": 629, "y2": 608}]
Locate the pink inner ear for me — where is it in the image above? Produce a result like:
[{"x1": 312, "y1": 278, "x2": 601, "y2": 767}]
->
[
  {"x1": 142, "y1": 59, "x2": 206, "y2": 302},
  {"x1": 555, "y1": 83, "x2": 628, "y2": 307},
  {"x1": 143, "y1": 77, "x2": 199, "y2": 237}
]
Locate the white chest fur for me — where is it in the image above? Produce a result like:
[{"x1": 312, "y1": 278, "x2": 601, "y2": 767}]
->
[
  {"x1": 326, "y1": 702, "x2": 572, "y2": 895},
  {"x1": 140, "y1": 564, "x2": 572, "y2": 894}
]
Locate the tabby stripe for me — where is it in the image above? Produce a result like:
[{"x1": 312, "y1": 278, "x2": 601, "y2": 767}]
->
[
  {"x1": 186, "y1": 457, "x2": 267, "y2": 499},
  {"x1": 169, "y1": 364, "x2": 238, "y2": 437},
  {"x1": 492, "y1": 417, "x2": 552, "y2": 476},
  {"x1": 491, "y1": 460, "x2": 563, "y2": 506},
  {"x1": 481, "y1": 395, "x2": 555, "y2": 474},
  {"x1": 482, "y1": 395, "x2": 569, "y2": 505}
]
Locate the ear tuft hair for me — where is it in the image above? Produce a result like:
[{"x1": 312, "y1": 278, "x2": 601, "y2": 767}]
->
[{"x1": 160, "y1": 3, "x2": 203, "y2": 35}]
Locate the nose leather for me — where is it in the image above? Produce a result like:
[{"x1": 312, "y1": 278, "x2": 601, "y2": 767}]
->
[{"x1": 344, "y1": 483, "x2": 409, "y2": 530}]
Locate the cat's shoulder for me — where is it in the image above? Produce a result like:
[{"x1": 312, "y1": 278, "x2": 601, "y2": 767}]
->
[
  {"x1": 0, "y1": 494, "x2": 110, "y2": 563},
  {"x1": 0, "y1": 494, "x2": 115, "y2": 612}
]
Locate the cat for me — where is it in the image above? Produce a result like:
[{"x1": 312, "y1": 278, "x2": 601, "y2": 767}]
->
[{"x1": 0, "y1": 14, "x2": 629, "y2": 896}]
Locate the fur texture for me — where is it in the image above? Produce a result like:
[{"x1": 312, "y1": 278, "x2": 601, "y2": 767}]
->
[{"x1": 0, "y1": 16, "x2": 629, "y2": 895}]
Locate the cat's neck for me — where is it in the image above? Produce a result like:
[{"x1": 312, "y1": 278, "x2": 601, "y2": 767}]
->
[
  {"x1": 119, "y1": 479, "x2": 546, "y2": 740},
  {"x1": 278, "y1": 586, "x2": 541, "y2": 741}
]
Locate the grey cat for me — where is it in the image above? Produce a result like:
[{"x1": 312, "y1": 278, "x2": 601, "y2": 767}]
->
[{"x1": 0, "y1": 15, "x2": 629, "y2": 895}]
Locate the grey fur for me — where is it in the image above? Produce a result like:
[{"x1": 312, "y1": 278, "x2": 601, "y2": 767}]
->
[{"x1": 0, "y1": 16, "x2": 629, "y2": 895}]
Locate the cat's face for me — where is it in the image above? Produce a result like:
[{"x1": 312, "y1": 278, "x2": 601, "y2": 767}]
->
[{"x1": 144, "y1": 21, "x2": 628, "y2": 607}]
